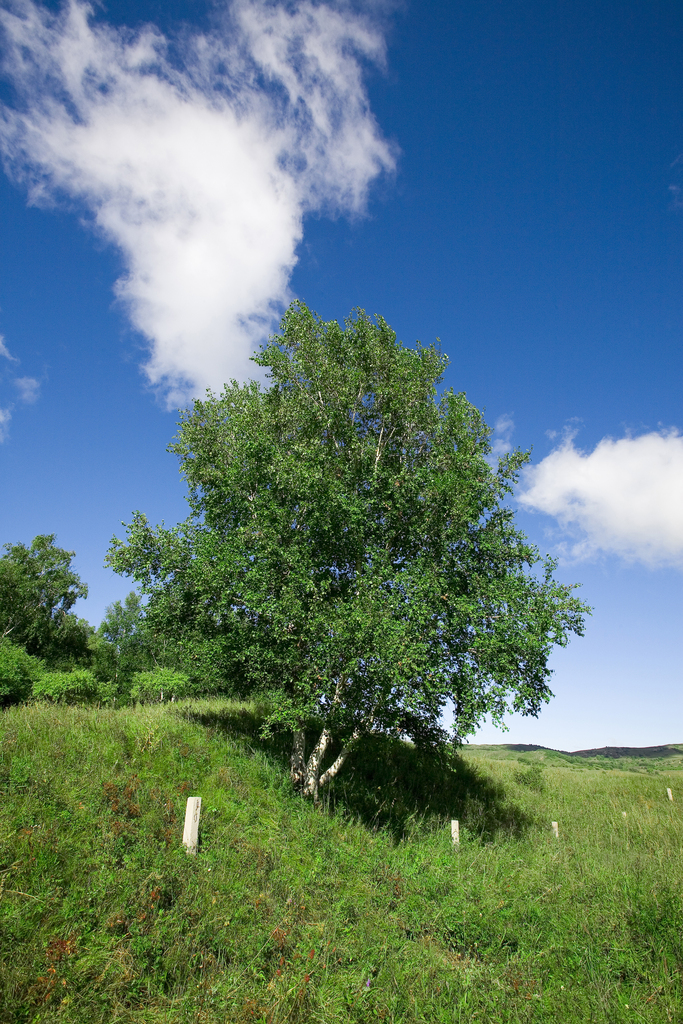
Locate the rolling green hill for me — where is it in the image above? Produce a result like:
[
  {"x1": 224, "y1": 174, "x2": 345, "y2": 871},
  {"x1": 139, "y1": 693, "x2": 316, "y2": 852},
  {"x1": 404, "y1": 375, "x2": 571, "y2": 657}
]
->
[
  {"x1": 464, "y1": 742, "x2": 683, "y2": 771},
  {"x1": 1, "y1": 701, "x2": 682, "y2": 1022}
]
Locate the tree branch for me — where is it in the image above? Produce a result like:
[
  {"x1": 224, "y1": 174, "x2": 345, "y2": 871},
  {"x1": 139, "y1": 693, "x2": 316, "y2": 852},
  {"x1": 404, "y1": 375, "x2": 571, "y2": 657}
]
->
[{"x1": 318, "y1": 728, "x2": 362, "y2": 790}]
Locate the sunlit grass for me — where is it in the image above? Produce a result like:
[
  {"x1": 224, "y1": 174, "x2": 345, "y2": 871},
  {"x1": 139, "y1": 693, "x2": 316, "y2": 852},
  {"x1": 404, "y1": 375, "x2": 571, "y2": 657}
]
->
[{"x1": 1, "y1": 700, "x2": 682, "y2": 1022}]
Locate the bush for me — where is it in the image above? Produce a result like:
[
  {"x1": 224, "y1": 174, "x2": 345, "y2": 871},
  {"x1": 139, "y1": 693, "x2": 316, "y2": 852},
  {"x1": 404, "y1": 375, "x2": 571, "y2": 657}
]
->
[
  {"x1": 129, "y1": 667, "x2": 194, "y2": 703},
  {"x1": 0, "y1": 638, "x2": 43, "y2": 705},
  {"x1": 513, "y1": 763, "x2": 546, "y2": 792},
  {"x1": 32, "y1": 669, "x2": 116, "y2": 705}
]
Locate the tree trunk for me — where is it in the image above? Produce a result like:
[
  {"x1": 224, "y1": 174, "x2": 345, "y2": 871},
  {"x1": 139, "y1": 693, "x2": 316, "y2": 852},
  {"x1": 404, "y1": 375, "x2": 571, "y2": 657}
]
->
[
  {"x1": 317, "y1": 730, "x2": 361, "y2": 790},
  {"x1": 300, "y1": 727, "x2": 362, "y2": 802},
  {"x1": 293, "y1": 678, "x2": 370, "y2": 802},
  {"x1": 302, "y1": 728, "x2": 332, "y2": 802},
  {"x1": 290, "y1": 727, "x2": 306, "y2": 789}
]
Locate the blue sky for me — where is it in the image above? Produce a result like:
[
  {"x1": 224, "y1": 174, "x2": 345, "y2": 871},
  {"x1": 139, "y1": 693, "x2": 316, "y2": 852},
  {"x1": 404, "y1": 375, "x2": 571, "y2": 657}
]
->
[{"x1": 0, "y1": 0, "x2": 681, "y2": 749}]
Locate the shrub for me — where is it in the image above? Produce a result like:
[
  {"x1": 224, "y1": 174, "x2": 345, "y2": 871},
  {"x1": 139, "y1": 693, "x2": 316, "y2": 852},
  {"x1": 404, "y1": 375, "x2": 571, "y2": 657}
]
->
[
  {"x1": 513, "y1": 763, "x2": 546, "y2": 792},
  {"x1": 32, "y1": 669, "x2": 116, "y2": 705},
  {"x1": 0, "y1": 637, "x2": 43, "y2": 705},
  {"x1": 129, "y1": 667, "x2": 193, "y2": 703}
]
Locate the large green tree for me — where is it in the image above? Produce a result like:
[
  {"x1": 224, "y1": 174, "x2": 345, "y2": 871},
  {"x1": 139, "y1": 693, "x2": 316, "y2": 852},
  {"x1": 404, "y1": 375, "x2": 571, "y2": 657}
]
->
[
  {"x1": 108, "y1": 303, "x2": 589, "y2": 799},
  {"x1": 0, "y1": 534, "x2": 91, "y2": 667}
]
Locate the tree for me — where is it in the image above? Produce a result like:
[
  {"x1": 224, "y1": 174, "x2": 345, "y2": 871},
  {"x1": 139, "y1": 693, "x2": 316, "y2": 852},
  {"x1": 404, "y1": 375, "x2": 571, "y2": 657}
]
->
[
  {"x1": 108, "y1": 303, "x2": 589, "y2": 799},
  {"x1": 96, "y1": 591, "x2": 153, "y2": 685},
  {"x1": 0, "y1": 535, "x2": 91, "y2": 667},
  {"x1": 0, "y1": 638, "x2": 43, "y2": 705}
]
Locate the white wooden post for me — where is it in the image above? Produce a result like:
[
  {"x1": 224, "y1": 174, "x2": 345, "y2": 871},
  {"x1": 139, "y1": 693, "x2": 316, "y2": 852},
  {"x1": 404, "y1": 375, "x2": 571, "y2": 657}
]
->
[
  {"x1": 622, "y1": 811, "x2": 627, "y2": 818},
  {"x1": 450, "y1": 819, "x2": 460, "y2": 845},
  {"x1": 551, "y1": 821, "x2": 559, "y2": 839},
  {"x1": 667, "y1": 788, "x2": 673, "y2": 802},
  {"x1": 183, "y1": 796, "x2": 201, "y2": 855}
]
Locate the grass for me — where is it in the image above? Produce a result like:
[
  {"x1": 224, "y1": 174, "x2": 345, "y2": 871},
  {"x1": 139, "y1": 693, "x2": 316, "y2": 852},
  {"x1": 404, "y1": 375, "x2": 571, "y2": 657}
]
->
[{"x1": 0, "y1": 700, "x2": 682, "y2": 1023}]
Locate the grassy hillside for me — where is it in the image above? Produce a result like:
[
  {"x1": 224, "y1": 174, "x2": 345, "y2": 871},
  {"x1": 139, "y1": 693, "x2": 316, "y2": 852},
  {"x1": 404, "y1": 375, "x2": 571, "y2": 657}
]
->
[
  {"x1": 464, "y1": 741, "x2": 683, "y2": 771},
  {"x1": 1, "y1": 701, "x2": 682, "y2": 1023}
]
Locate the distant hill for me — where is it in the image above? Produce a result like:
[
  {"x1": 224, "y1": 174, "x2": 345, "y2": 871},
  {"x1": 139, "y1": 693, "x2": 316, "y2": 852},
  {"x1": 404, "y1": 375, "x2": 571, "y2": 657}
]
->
[
  {"x1": 462, "y1": 742, "x2": 683, "y2": 768},
  {"x1": 570, "y1": 744, "x2": 683, "y2": 759}
]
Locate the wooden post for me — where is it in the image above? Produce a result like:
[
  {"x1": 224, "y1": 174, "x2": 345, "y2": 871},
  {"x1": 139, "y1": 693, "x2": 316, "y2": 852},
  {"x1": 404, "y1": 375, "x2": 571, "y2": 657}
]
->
[
  {"x1": 183, "y1": 796, "x2": 201, "y2": 855},
  {"x1": 667, "y1": 788, "x2": 673, "y2": 802},
  {"x1": 622, "y1": 811, "x2": 627, "y2": 818},
  {"x1": 450, "y1": 819, "x2": 460, "y2": 845},
  {"x1": 551, "y1": 821, "x2": 559, "y2": 839}
]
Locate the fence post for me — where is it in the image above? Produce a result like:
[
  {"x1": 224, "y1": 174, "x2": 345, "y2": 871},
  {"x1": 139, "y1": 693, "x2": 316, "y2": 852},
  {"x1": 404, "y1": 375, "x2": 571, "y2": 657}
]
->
[
  {"x1": 551, "y1": 821, "x2": 559, "y2": 839},
  {"x1": 450, "y1": 819, "x2": 460, "y2": 845},
  {"x1": 667, "y1": 788, "x2": 674, "y2": 802},
  {"x1": 183, "y1": 796, "x2": 202, "y2": 855}
]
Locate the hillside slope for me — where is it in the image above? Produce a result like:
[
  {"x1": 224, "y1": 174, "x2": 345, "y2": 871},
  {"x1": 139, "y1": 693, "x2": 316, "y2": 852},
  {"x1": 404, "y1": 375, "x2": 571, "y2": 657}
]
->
[{"x1": 1, "y1": 701, "x2": 682, "y2": 1023}]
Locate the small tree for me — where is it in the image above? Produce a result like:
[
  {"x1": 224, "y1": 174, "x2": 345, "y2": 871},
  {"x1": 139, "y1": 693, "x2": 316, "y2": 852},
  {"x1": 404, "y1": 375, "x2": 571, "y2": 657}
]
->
[
  {"x1": 96, "y1": 591, "x2": 153, "y2": 685},
  {"x1": 108, "y1": 303, "x2": 589, "y2": 799},
  {"x1": 0, "y1": 535, "x2": 91, "y2": 667}
]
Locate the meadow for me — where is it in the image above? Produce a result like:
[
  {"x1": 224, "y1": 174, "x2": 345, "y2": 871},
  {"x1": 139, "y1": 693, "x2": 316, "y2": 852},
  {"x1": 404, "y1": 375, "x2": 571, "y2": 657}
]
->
[{"x1": 1, "y1": 699, "x2": 682, "y2": 1023}]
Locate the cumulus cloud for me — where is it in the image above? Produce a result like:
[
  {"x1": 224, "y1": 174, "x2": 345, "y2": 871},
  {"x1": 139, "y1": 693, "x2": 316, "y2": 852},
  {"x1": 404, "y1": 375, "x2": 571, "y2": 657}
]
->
[
  {"x1": 519, "y1": 430, "x2": 683, "y2": 568},
  {"x1": 0, "y1": 0, "x2": 395, "y2": 405},
  {"x1": 14, "y1": 375, "x2": 39, "y2": 403},
  {"x1": 0, "y1": 335, "x2": 18, "y2": 362}
]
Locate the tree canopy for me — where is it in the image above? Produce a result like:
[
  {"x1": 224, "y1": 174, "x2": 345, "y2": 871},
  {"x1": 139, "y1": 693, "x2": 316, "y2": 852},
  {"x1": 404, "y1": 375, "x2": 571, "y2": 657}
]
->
[
  {"x1": 108, "y1": 303, "x2": 589, "y2": 798},
  {"x1": 95, "y1": 591, "x2": 153, "y2": 685},
  {"x1": 0, "y1": 534, "x2": 91, "y2": 668}
]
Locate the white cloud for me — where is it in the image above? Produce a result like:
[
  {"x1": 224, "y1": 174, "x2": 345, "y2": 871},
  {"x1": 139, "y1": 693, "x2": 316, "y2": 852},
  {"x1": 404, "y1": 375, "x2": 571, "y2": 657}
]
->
[
  {"x1": 0, "y1": 0, "x2": 395, "y2": 405},
  {"x1": 490, "y1": 413, "x2": 514, "y2": 461},
  {"x1": 0, "y1": 335, "x2": 18, "y2": 362},
  {"x1": 14, "y1": 375, "x2": 39, "y2": 403},
  {"x1": 0, "y1": 407, "x2": 10, "y2": 441},
  {"x1": 519, "y1": 430, "x2": 683, "y2": 568}
]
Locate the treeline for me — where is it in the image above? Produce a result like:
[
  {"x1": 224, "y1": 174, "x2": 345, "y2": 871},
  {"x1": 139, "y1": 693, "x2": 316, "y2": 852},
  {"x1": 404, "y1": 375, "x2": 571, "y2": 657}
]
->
[{"x1": 0, "y1": 534, "x2": 194, "y2": 706}]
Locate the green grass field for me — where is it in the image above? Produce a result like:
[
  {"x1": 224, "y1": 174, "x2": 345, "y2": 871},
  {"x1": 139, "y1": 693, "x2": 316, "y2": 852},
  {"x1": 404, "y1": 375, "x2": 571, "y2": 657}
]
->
[{"x1": 1, "y1": 700, "x2": 682, "y2": 1023}]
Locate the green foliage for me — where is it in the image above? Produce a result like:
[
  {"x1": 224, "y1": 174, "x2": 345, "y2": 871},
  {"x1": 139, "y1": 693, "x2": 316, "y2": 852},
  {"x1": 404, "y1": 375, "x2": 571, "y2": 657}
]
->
[
  {"x1": 513, "y1": 763, "x2": 546, "y2": 792},
  {"x1": 96, "y1": 591, "x2": 154, "y2": 683},
  {"x1": 108, "y1": 303, "x2": 589, "y2": 795},
  {"x1": 0, "y1": 637, "x2": 43, "y2": 705},
  {"x1": 86, "y1": 629, "x2": 118, "y2": 684},
  {"x1": 129, "y1": 667, "x2": 194, "y2": 703},
  {"x1": 0, "y1": 534, "x2": 91, "y2": 667},
  {"x1": 0, "y1": 699, "x2": 682, "y2": 1023},
  {"x1": 32, "y1": 668, "x2": 115, "y2": 705}
]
